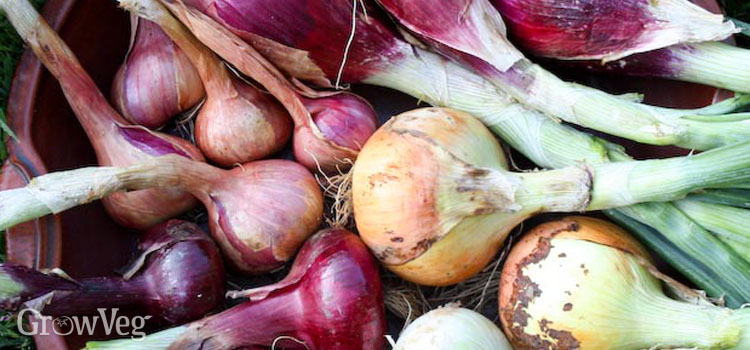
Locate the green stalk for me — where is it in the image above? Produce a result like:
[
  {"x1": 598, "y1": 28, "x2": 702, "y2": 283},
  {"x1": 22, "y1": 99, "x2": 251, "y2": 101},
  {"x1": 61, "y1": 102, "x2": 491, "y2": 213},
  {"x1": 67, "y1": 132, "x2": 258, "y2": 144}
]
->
[
  {"x1": 669, "y1": 42, "x2": 750, "y2": 94},
  {"x1": 587, "y1": 140, "x2": 750, "y2": 210},
  {"x1": 85, "y1": 326, "x2": 187, "y2": 349},
  {"x1": 365, "y1": 47, "x2": 750, "y2": 306},
  {"x1": 605, "y1": 205, "x2": 750, "y2": 307},
  {"x1": 688, "y1": 189, "x2": 750, "y2": 208},
  {"x1": 0, "y1": 155, "x2": 209, "y2": 231},
  {"x1": 675, "y1": 199, "x2": 750, "y2": 258}
]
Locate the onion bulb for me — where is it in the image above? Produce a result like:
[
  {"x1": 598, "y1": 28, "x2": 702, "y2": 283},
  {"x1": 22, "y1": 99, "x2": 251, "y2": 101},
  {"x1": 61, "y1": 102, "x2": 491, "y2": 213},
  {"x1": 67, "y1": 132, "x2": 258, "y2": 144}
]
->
[
  {"x1": 0, "y1": 155, "x2": 323, "y2": 274},
  {"x1": 84, "y1": 229, "x2": 386, "y2": 350},
  {"x1": 353, "y1": 107, "x2": 750, "y2": 286},
  {"x1": 492, "y1": 0, "x2": 737, "y2": 61},
  {"x1": 499, "y1": 216, "x2": 750, "y2": 350},
  {"x1": 0, "y1": 220, "x2": 225, "y2": 325},
  {"x1": 119, "y1": 0, "x2": 291, "y2": 167},
  {"x1": 0, "y1": 0, "x2": 207, "y2": 230},
  {"x1": 393, "y1": 304, "x2": 511, "y2": 350},
  {"x1": 492, "y1": 0, "x2": 750, "y2": 93},
  {"x1": 150, "y1": 0, "x2": 379, "y2": 173},
  {"x1": 111, "y1": 16, "x2": 205, "y2": 129}
]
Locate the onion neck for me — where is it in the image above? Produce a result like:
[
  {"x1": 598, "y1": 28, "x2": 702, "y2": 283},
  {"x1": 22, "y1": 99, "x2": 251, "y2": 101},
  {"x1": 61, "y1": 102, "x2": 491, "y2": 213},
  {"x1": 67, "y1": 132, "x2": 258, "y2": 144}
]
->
[
  {"x1": 120, "y1": 0, "x2": 235, "y2": 96},
  {"x1": 0, "y1": 0, "x2": 123, "y2": 141},
  {"x1": 0, "y1": 264, "x2": 148, "y2": 317},
  {"x1": 0, "y1": 155, "x2": 222, "y2": 230},
  {"x1": 587, "y1": 140, "x2": 750, "y2": 210},
  {"x1": 669, "y1": 42, "x2": 750, "y2": 94},
  {"x1": 41, "y1": 276, "x2": 150, "y2": 317},
  {"x1": 86, "y1": 289, "x2": 304, "y2": 349},
  {"x1": 482, "y1": 58, "x2": 750, "y2": 151},
  {"x1": 364, "y1": 47, "x2": 616, "y2": 169},
  {"x1": 623, "y1": 294, "x2": 745, "y2": 348},
  {"x1": 153, "y1": 0, "x2": 312, "y2": 129}
]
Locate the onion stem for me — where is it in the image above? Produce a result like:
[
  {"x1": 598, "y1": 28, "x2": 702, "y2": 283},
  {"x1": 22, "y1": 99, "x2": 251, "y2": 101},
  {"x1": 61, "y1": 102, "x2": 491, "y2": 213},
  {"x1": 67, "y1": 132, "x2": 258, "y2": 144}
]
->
[
  {"x1": 0, "y1": 155, "x2": 215, "y2": 231},
  {"x1": 606, "y1": 204, "x2": 750, "y2": 305},
  {"x1": 668, "y1": 42, "x2": 750, "y2": 94},
  {"x1": 485, "y1": 59, "x2": 750, "y2": 150},
  {"x1": 85, "y1": 326, "x2": 188, "y2": 350},
  {"x1": 675, "y1": 199, "x2": 750, "y2": 258},
  {"x1": 365, "y1": 47, "x2": 750, "y2": 305}
]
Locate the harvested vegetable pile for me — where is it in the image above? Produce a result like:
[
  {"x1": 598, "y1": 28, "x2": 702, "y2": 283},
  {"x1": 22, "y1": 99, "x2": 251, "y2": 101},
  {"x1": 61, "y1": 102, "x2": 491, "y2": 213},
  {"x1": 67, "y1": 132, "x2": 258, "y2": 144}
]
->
[{"x1": 1, "y1": 0, "x2": 750, "y2": 349}]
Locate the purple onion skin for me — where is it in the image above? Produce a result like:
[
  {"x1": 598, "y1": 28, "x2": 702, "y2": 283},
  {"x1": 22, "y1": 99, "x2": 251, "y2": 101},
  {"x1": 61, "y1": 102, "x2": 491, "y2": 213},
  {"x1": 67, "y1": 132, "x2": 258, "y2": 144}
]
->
[
  {"x1": 112, "y1": 19, "x2": 205, "y2": 129},
  {"x1": 549, "y1": 47, "x2": 683, "y2": 79},
  {"x1": 182, "y1": 0, "x2": 406, "y2": 83},
  {"x1": 493, "y1": 0, "x2": 658, "y2": 59},
  {"x1": 13, "y1": 4, "x2": 207, "y2": 230},
  {"x1": 167, "y1": 228, "x2": 386, "y2": 350},
  {"x1": 0, "y1": 220, "x2": 225, "y2": 325},
  {"x1": 294, "y1": 93, "x2": 378, "y2": 172},
  {"x1": 195, "y1": 159, "x2": 324, "y2": 274},
  {"x1": 194, "y1": 75, "x2": 293, "y2": 167}
]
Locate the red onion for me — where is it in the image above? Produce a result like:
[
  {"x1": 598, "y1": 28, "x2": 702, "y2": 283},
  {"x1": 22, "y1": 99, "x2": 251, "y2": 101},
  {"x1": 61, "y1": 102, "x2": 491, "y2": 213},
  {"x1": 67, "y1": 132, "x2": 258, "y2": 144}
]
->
[
  {"x1": 84, "y1": 228, "x2": 386, "y2": 350},
  {"x1": 120, "y1": 0, "x2": 293, "y2": 167},
  {"x1": 203, "y1": 0, "x2": 744, "y2": 151},
  {"x1": 112, "y1": 17, "x2": 205, "y2": 129},
  {"x1": 491, "y1": 0, "x2": 750, "y2": 93},
  {"x1": 492, "y1": 0, "x2": 735, "y2": 61},
  {"x1": 146, "y1": 0, "x2": 378, "y2": 173},
  {"x1": 0, "y1": 155, "x2": 324, "y2": 274},
  {"x1": 0, "y1": 220, "x2": 225, "y2": 325},
  {"x1": 0, "y1": 0, "x2": 206, "y2": 230}
]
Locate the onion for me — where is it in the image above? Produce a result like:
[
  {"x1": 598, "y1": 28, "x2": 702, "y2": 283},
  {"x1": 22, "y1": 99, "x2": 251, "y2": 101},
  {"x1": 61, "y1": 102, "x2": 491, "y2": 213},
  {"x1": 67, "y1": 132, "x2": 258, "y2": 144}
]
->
[
  {"x1": 393, "y1": 304, "x2": 511, "y2": 350},
  {"x1": 0, "y1": 0, "x2": 206, "y2": 230},
  {"x1": 375, "y1": 0, "x2": 750, "y2": 151},
  {"x1": 352, "y1": 107, "x2": 750, "y2": 286},
  {"x1": 166, "y1": 0, "x2": 750, "y2": 305},
  {"x1": 0, "y1": 220, "x2": 224, "y2": 325},
  {"x1": 492, "y1": 0, "x2": 750, "y2": 93},
  {"x1": 144, "y1": 0, "x2": 378, "y2": 173},
  {"x1": 493, "y1": 0, "x2": 736, "y2": 61},
  {"x1": 111, "y1": 16, "x2": 205, "y2": 129},
  {"x1": 84, "y1": 228, "x2": 386, "y2": 350},
  {"x1": 499, "y1": 216, "x2": 750, "y2": 349},
  {"x1": 118, "y1": 0, "x2": 292, "y2": 167},
  {"x1": 0, "y1": 155, "x2": 323, "y2": 274}
]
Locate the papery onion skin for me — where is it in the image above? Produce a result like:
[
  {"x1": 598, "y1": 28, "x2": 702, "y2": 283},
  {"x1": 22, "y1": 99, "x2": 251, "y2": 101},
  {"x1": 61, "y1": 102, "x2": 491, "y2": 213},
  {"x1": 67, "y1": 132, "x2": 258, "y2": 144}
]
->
[
  {"x1": 0, "y1": 220, "x2": 225, "y2": 325},
  {"x1": 194, "y1": 76, "x2": 292, "y2": 167},
  {"x1": 100, "y1": 125, "x2": 204, "y2": 230},
  {"x1": 112, "y1": 18, "x2": 205, "y2": 129},
  {"x1": 195, "y1": 159, "x2": 324, "y2": 273},
  {"x1": 118, "y1": 0, "x2": 293, "y2": 167},
  {"x1": 495, "y1": 0, "x2": 660, "y2": 59},
  {"x1": 353, "y1": 108, "x2": 516, "y2": 286},
  {"x1": 180, "y1": 0, "x2": 406, "y2": 83},
  {"x1": 295, "y1": 93, "x2": 378, "y2": 172},
  {"x1": 85, "y1": 229, "x2": 386, "y2": 350},
  {"x1": 492, "y1": 0, "x2": 735, "y2": 61}
]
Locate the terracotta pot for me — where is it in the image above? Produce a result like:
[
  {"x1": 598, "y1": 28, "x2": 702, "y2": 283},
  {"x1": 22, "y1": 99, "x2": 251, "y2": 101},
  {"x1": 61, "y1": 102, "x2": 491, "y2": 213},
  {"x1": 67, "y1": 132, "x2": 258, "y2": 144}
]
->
[{"x1": 0, "y1": 0, "x2": 730, "y2": 348}]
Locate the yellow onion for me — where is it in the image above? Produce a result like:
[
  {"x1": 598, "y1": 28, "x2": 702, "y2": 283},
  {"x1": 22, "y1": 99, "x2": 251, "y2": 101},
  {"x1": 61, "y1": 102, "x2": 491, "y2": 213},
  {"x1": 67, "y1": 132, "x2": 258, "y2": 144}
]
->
[
  {"x1": 112, "y1": 16, "x2": 205, "y2": 128},
  {"x1": 499, "y1": 216, "x2": 750, "y2": 350},
  {"x1": 353, "y1": 107, "x2": 750, "y2": 286}
]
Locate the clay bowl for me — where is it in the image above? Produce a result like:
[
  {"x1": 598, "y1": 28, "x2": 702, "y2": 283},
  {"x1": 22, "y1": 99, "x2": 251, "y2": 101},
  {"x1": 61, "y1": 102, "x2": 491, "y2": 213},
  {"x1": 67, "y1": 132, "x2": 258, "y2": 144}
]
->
[{"x1": 0, "y1": 0, "x2": 731, "y2": 348}]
